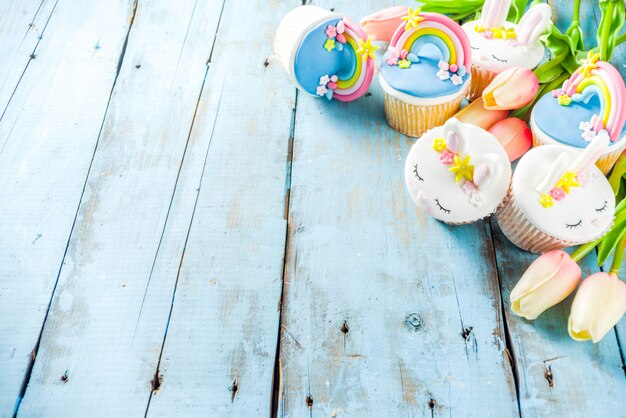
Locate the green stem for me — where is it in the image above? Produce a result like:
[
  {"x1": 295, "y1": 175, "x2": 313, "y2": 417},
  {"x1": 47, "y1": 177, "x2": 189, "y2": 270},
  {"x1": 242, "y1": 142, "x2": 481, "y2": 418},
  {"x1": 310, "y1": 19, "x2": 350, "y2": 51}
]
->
[
  {"x1": 572, "y1": 0, "x2": 581, "y2": 23},
  {"x1": 610, "y1": 234, "x2": 626, "y2": 274},
  {"x1": 600, "y1": 0, "x2": 616, "y2": 61},
  {"x1": 616, "y1": 32, "x2": 626, "y2": 46},
  {"x1": 571, "y1": 239, "x2": 602, "y2": 262}
]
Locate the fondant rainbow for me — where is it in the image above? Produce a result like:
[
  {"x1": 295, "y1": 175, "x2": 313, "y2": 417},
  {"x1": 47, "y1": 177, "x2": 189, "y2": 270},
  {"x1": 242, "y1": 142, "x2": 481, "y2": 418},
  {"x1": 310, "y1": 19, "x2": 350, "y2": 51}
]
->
[
  {"x1": 333, "y1": 17, "x2": 374, "y2": 101},
  {"x1": 318, "y1": 17, "x2": 376, "y2": 102},
  {"x1": 553, "y1": 54, "x2": 626, "y2": 141},
  {"x1": 389, "y1": 10, "x2": 471, "y2": 71}
]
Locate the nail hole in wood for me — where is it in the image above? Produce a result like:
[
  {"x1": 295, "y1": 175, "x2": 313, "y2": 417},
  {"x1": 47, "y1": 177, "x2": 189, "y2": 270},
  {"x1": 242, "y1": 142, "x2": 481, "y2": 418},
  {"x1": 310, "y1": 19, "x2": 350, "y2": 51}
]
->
[
  {"x1": 365, "y1": 92, "x2": 372, "y2": 97},
  {"x1": 404, "y1": 313, "x2": 422, "y2": 331},
  {"x1": 263, "y1": 58, "x2": 270, "y2": 68},
  {"x1": 229, "y1": 378, "x2": 238, "y2": 402},
  {"x1": 461, "y1": 326, "x2": 474, "y2": 340},
  {"x1": 428, "y1": 398, "x2": 436, "y2": 409},
  {"x1": 135, "y1": 64, "x2": 141, "y2": 69},
  {"x1": 544, "y1": 365, "x2": 554, "y2": 388},
  {"x1": 60, "y1": 370, "x2": 69, "y2": 383},
  {"x1": 151, "y1": 372, "x2": 162, "y2": 391},
  {"x1": 340, "y1": 321, "x2": 349, "y2": 334},
  {"x1": 306, "y1": 395, "x2": 313, "y2": 408}
]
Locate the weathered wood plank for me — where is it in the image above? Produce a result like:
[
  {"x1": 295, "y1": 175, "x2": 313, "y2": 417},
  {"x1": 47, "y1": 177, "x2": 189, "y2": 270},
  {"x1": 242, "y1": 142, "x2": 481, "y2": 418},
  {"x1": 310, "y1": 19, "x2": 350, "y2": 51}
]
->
[
  {"x1": 491, "y1": 2, "x2": 626, "y2": 416},
  {"x1": 14, "y1": 0, "x2": 224, "y2": 416},
  {"x1": 277, "y1": 1, "x2": 518, "y2": 416},
  {"x1": 0, "y1": 0, "x2": 134, "y2": 415},
  {"x1": 0, "y1": 0, "x2": 56, "y2": 117},
  {"x1": 144, "y1": 0, "x2": 299, "y2": 416}
]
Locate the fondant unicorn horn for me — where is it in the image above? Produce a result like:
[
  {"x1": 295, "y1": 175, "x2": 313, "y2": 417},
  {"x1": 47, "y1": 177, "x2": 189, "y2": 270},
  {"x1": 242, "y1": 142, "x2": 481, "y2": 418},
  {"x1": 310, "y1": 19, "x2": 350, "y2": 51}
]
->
[
  {"x1": 567, "y1": 134, "x2": 610, "y2": 174},
  {"x1": 536, "y1": 153, "x2": 571, "y2": 195},
  {"x1": 481, "y1": 0, "x2": 511, "y2": 29},
  {"x1": 517, "y1": 3, "x2": 552, "y2": 46}
]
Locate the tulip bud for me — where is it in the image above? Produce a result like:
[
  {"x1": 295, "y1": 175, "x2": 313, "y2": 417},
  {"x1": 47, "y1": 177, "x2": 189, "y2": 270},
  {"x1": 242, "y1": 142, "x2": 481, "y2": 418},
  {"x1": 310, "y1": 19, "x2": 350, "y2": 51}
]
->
[
  {"x1": 360, "y1": 6, "x2": 408, "y2": 42},
  {"x1": 482, "y1": 67, "x2": 539, "y2": 111},
  {"x1": 454, "y1": 97, "x2": 510, "y2": 130},
  {"x1": 568, "y1": 272, "x2": 626, "y2": 343},
  {"x1": 510, "y1": 250, "x2": 582, "y2": 320},
  {"x1": 488, "y1": 118, "x2": 532, "y2": 162}
]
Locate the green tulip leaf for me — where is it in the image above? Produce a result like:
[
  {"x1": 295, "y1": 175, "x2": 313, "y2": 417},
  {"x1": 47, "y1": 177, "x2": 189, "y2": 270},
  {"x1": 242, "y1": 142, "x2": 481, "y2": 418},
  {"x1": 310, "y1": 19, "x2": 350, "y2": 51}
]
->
[
  {"x1": 597, "y1": 210, "x2": 626, "y2": 265},
  {"x1": 609, "y1": 152, "x2": 626, "y2": 195}
]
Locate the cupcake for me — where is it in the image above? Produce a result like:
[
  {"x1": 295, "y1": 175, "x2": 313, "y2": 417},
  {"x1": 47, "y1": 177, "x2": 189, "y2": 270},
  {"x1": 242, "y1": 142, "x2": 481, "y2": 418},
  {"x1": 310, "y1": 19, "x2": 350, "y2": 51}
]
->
[
  {"x1": 497, "y1": 137, "x2": 616, "y2": 253},
  {"x1": 274, "y1": 5, "x2": 376, "y2": 102},
  {"x1": 405, "y1": 118, "x2": 512, "y2": 224},
  {"x1": 462, "y1": 1, "x2": 551, "y2": 101},
  {"x1": 379, "y1": 8, "x2": 472, "y2": 137},
  {"x1": 530, "y1": 55, "x2": 626, "y2": 174}
]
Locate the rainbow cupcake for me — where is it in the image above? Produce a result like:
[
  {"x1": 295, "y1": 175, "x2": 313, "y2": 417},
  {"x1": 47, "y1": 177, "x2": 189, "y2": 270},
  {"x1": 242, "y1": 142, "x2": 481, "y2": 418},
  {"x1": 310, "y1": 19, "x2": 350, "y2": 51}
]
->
[
  {"x1": 462, "y1": 1, "x2": 551, "y2": 101},
  {"x1": 530, "y1": 55, "x2": 626, "y2": 174},
  {"x1": 498, "y1": 138, "x2": 615, "y2": 253},
  {"x1": 379, "y1": 8, "x2": 472, "y2": 138},
  {"x1": 274, "y1": 5, "x2": 376, "y2": 102}
]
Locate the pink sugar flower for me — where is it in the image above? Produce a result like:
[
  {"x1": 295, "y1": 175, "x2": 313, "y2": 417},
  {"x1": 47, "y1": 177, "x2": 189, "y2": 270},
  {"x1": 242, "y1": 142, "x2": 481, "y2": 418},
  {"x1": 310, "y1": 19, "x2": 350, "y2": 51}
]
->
[
  {"x1": 438, "y1": 61, "x2": 449, "y2": 71},
  {"x1": 386, "y1": 56, "x2": 398, "y2": 66},
  {"x1": 326, "y1": 25, "x2": 337, "y2": 38},
  {"x1": 550, "y1": 187, "x2": 566, "y2": 201},
  {"x1": 483, "y1": 31, "x2": 493, "y2": 39},
  {"x1": 440, "y1": 150, "x2": 455, "y2": 165}
]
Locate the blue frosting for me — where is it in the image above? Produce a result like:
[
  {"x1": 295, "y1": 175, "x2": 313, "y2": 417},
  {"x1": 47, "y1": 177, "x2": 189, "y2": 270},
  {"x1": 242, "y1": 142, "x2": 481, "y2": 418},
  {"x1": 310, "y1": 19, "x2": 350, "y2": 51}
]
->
[
  {"x1": 380, "y1": 43, "x2": 469, "y2": 98},
  {"x1": 533, "y1": 91, "x2": 626, "y2": 148},
  {"x1": 294, "y1": 18, "x2": 355, "y2": 96}
]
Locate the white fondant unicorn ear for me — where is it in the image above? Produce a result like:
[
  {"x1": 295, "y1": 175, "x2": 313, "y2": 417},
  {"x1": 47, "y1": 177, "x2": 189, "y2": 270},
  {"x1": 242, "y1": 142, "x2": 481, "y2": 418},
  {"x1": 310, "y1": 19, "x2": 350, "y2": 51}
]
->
[
  {"x1": 443, "y1": 118, "x2": 465, "y2": 155},
  {"x1": 481, "y1": 0, "x2": 512, "y2": 29},
  {"x1": 474, "y1": 154, "x2": 503, "y2": 191},
  {"x1": 536, "y1": 152, "x2": 570, "y2": 194},
  {"x1": 517, "y1": 3, "x2": 552, "y2": 46},
  {"x1": 567, "y1": 134, "x2": 610, "y2": 173}
]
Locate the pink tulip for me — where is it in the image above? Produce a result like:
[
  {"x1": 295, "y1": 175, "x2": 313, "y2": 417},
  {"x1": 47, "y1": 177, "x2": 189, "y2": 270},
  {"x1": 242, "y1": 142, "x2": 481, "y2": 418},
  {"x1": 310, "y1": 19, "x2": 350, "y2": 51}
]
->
[
  {"x1": 360, "y1": 6, "x2": 408, "y2": 42},
  {"x1": 510, "y1": 250, "x2": 582, "y2": 320},
  {"x1": 454, "y1": 97, "x2": 509, "y2": 130},
  {"x1": 482, "y1": 67, "x2": 539, "y2": 111},
  {"x1": 568, "y1": 272, "x2": 626, "y2": 343},
  {"x1": 488, "y1": 118, "x2": 532, "y2": 162}
]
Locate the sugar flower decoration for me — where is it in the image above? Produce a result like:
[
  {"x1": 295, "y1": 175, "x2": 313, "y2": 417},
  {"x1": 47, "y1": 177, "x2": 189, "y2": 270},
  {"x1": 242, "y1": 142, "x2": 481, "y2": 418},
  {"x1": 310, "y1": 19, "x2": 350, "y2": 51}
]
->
[
  {"x1": 316, "y1": 85, "x2": 327, "y2": 96},
  {"x1": 324, "y1": 38, "x2": 335, "y2": 51},
  {"x1": 401, "y1": 7, "x2": 424, "y2": 31},
  {"x1": 451, "y1": 74, "x2": 463, "y2": 85},
  {"x1": 398, "y1": 59, "x2": 411, "y2": 69},
  {"x1": 440, "y1": 151, "x2": 454, "y2": 165},
  {"x1": 540, "y1": 193, "x2": 554, "y2": 208},
  {"x1": 449, "y1": 155, "x2": 474, "y2": 183},
  {"x1": 492, "y1": 27, "x2": 517, "y2": 40},
  {"x1": 325, "y1": 25, "x2": 337, "y2": 38},
  {"x1": 432, "y1": 137, "x2": 447, "y2": 152},
  {"x1": 556, "y1": 171, "x2": 580, "y2": 194},
  {"x1": 550, "y1": 187, "x2": 566, "y2": 201},
  {"x1": 578, "y1": 51, "x2": 601, "y2": 77},
  {"x1": 319, "y1": 75, "x2": 330, "y2": 85},
  {"x1": 558, "y1": 94, "x2": 572, "y2": 106},
  {"x1": 356, "y1": 38, "x2": 378, "y2": 60}
]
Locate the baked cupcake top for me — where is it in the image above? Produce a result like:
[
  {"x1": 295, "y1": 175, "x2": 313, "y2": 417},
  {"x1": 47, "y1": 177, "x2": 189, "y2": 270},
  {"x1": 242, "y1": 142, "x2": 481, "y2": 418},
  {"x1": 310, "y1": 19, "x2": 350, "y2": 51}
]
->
[
  {"x1": 532, "y1": 56, "x2": 626, "y2": 148},
  {"x1": 380, "y1": 8, "x2": 472, "y2": 100},
  {"x1": 461, "y1": 0, "x2": 551, "y2": 73},
  {"x1": 512, "y1": 139, "x2": 615, "y2": 242},
  {"x1": 290, "y1": 9, "x2": 376, "y2": 102},
  {"x1": 405, "y1": 118, "x2": 511, "y2": 223}
]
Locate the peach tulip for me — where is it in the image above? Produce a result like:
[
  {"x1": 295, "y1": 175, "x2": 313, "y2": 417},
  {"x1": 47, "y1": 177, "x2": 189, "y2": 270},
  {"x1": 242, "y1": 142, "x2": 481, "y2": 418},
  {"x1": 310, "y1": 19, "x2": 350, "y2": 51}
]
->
[
  {"x1": 488, "y1": 118, "x2": 532, "y2": 162},
  {"x1": 482, "y1": 67, "x2": 539, "y2": 110},
  {"x1": 510, "y1": 250, "x2": 582, "y2": 320},
  {"x1": 453, "y1": 97, "x2": 509, "y2": 130},
  {"x1": 360, "y1": 6, "x2": 408, "y2": 42},
  {"x1": 568, "y1": 272, "x2": 626, "y2": 343}
]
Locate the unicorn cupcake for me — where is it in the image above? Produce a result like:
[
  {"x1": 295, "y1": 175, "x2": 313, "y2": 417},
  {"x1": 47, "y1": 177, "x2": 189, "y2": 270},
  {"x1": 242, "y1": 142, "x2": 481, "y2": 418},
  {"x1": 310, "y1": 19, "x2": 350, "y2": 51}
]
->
[
  {"x1": 530, "y1": 55, "x2": 626, "y2": 174},
  {"x1": 274, "y1": 5, "x2": 376, "y2": 102},
  {"x1": 405, "y1": 118, "x2": 512, "y2": 224},
  {"x1": 497, "y1": 137, "x2": 616, "y2": 253},
  {"x1": 462, "y1": 0, "x2": 551, "y2": 101},
  {"x1": 379, "y1": 8, "x2": 472, "y2": 137}
]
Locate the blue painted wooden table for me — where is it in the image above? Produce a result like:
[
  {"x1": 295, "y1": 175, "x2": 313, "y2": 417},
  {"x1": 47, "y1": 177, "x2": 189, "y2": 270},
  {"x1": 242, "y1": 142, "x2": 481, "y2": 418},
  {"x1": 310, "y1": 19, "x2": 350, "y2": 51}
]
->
[{"x1": 0, "y1": 0, "x2": 625, "y2": 417}]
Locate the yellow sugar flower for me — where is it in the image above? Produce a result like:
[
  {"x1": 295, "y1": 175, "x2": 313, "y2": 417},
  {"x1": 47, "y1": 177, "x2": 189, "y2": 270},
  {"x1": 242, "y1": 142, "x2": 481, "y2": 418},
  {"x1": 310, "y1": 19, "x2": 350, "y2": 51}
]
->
[
  {"x1": 449, "y1": 155, "x2": 474, "y2": 183},
  {"x1": 474, "y1": 24, "x2": 486, "y2": 33},
  {"x1": 401, "y1": 7, "x2": 425, "y2": 31},
  {"x1": 492, "y1": 27, "x2": 517, "y2": 40},
  {"x1": 432, "y1": 137, "x2": 447, "y2": 152},
  {"x1": 539, "y1": 193, "x2": 554, "y2": 208},
  {"x1": 398, "y1": 59, "x2": 411, "y2": 69},
  {"x1": 558, "y1": 94, "x2": 572, "y2": 106},
  {"x1": 578, "y1": 50, "x2": 601, "y2": 77},
  {"x1": 356, "y1": 37, "x2": 378, "y2": 61},
  {"x1": 556, "y1": 171, "x2": 580, "y2": 193},
  {"x1": 324, "y1": 38, "x2": 336, "y2": 51}
]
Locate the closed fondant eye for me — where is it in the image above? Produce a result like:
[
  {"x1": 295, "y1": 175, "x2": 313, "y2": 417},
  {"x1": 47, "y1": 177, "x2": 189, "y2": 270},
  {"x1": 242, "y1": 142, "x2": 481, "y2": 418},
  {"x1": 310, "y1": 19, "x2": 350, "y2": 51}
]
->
[
  {"x1": 435, "y1": 198, "x2": 451, "y2": 214},
  {"x1": 566, "y1": 219, "x2": 583, "y2": 229},
  {"x1": 412, "y1": 163, "x2": 424, "y2": 181},
  {"x1": 491, "y1": 54, "x2": 508, "y2": 63},
  {"x1": 596, "y1": 200, "x2": 608, "y2": 213}
]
